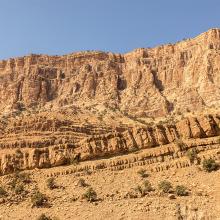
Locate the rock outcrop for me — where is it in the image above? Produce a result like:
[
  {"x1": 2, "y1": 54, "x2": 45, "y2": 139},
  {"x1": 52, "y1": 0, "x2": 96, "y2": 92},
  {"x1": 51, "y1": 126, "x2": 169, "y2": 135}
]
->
[
  {"x1": 0, "y1": 112, "x2": 219, "y2": 174},
  {"x1": 0, "y1": 29, "x2": 220, "y2": 174},
  {"x1": 0, "y1": 29, "x2": 220, "y2": 117}
]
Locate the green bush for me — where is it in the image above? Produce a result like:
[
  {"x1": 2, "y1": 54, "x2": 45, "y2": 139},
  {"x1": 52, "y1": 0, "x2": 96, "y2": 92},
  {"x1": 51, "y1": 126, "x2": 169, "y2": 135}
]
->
[
  {"x1": 134, "y1": 185, "x2": 143, "y2": 196},
  {"x1": 31, "y1": 191, "x2": 48, "y2": 207},
  {"x1": 19, "y1": 173, "x2": 31, "y2": 184},
  {"x1": 186, "y1": 149, "x2": 197, "y2": 163},
  {"x1": 78, "y1": 178, "x2": 87, "y2": 187},
  {"x1": 9, "y1": 172, "x2": 30, "y2": 195},
  {"x1": 202, "y1": 159, "x2": 219, "y2": 172},
  {"x1": 15, "y1": 149, "x2": 23, "y2": 158},
  {"x1": 134, "y1": 180, "x2": 153, "y2": 197},
  {"x1": 175, "y1": 185, "x2": 188, "y2": 196},
  {"x1": 14, "y1": 184, "x2": 25, "y2": 195},
  {"x1": 143, "y1": 180, "x2": 153, "y2": 192},
  {"x1": 158, "y1": 180, "x2": 172, "y2": 193},
  {"x1": 137, "y1": 169, "x2": 148, "y2": 178},
  {"x1": 9, "y1": 177, "x2": 17, "y2": 189},
  {"x1": 0, "y1": 186, "x2": 7, "y2": 197},
  {"x1": 36, "y1": 214, "x2": 52, "y2": 220},
  {"x1": 175, "y1": 139, "x2": 186, "y2": 150},
  {"x1": 46, "y1": 178, "x2": 57, "y2": 190},
  {"x1": 83, "y1": 187, "x2": 97, "y2": 202},
  {"x1": 13, "y1": 172, "x2": 31, "y2": 184},
  {"x1": 69, "y1": 156, "x2": 80, "y2": 165}
]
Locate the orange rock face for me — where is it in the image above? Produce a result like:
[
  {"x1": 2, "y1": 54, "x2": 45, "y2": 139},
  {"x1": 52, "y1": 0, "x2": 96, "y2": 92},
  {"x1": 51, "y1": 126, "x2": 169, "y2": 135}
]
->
[
  {"x1": 0, "y1": 29, "x2": 220, "y2": 174},
  {"x1": 0, "y1": 28, "x2": 219, "y2": 116}
]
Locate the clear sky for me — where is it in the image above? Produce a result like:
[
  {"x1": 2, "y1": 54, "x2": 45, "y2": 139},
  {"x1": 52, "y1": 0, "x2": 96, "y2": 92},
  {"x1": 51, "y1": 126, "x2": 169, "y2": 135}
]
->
[{"x1": 0, "y1": 0, "x2": 219, "y2": 60}]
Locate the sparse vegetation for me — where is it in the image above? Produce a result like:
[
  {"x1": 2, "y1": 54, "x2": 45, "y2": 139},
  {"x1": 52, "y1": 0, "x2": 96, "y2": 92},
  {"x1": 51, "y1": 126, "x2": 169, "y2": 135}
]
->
[
  {"x1": 8, "y1": 172, "x2": 31, "y2": 196},
  {"x1": 70, "y1": 157, "x2": 79, "y2": 165},
  {"x1": 78, "y1": 178, "x2": 88, "y2": 187},
  {"x1": 143, "y1": 180, "x2": 153, "y2": 192},
  {"x1": 46, "y1": 177, "x2": 57, "y2": 190},
  {"x1": 202, "y1": 158, "x2": 219, "y2": 172},
  {"x1": 158, "y1": 180, "x2": 172, "y2": 193},
  {"x1": 15, "y1": 149, "x2": 23, "y2": 158},
  {"x1": 31, "y1": 191, "x2": 48, "y2": 207},
  {"x1": 36, "y1": 214, "x2": 52, "y2": 220},
  {"x1": 0, "y1": 186, "x2": 7, "y2": 197},
  {"x1": 186, "y1": 149, "x2": 198, "y2": 163},
  {"x1": 13, "y1": 172, "x2": 31, "y2": 184},
  {"x1": 128, "y1": 146, "x2": 138, "y2": 153},
  {"x1": 175, "y1": 185, "x2": 188, "y2": 196},
  {"x1": 137, "y1": 169, "x2": 148, "y2": 178},
  {"x1": 175, "y1": 139, "x2": 186, "y2": 150},
  {"x1": 134, "y1": 180, "x2": 153, "y2": 197},
  {"x1": 69, "y1": 154, "x2": 80, "y2": 165},
  {"x1": 83, "y1": 187, "x2": 97, "y2": 202},
  {"x1": 14, "y1": 184, "x2": 25, "y2": 195},
  {"x1": 134, "y1": 185, "x2": 144, "y2": 196},
  {"x1": 84, "y1": 170, "x2": 92, "y2": 175}
]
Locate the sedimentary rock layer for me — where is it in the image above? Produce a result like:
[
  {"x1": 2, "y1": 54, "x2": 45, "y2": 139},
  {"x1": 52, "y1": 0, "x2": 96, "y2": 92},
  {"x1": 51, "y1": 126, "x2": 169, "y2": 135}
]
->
[
  {"x1": 0, "y1": 113, "x2": 219, "y2": 174},
  {"x1": 0, "y1": 29, "x2": 220, "y2": 175}
]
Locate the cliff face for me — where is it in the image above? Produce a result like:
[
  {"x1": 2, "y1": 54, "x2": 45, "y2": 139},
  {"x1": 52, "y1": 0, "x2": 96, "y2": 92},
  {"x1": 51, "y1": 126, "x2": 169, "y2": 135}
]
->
[
  {"x1": 0, "y1": 111, "x2": 219, "y2": 174},
  {"x1": 0, "y1": 28, "x2": 220, "y2": 117},
  {"x1": 0, "y1": 29, "x2": 220, "y2": 175}
]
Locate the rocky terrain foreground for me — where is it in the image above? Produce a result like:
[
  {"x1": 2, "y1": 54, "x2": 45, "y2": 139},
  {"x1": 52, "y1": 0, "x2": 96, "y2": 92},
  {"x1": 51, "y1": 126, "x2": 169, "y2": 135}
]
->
[{"x1": 0, "y1": 29, "x2": 219, "y2": 219}]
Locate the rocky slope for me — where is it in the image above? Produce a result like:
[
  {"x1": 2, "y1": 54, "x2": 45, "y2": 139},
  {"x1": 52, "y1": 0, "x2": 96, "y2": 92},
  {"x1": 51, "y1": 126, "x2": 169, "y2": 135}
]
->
[
  {"x1": 0, "y1": 29, "x2": 219, "y2": 175},
  {"x1": 0, "y1": 28, "x2": 220, "y2": 117},
  {"x1": 0, "y1": 28, "x2": 220, "y2": 220},
  {"x1": 0, "y1": 112, "x2": 220, "y2": 175}
]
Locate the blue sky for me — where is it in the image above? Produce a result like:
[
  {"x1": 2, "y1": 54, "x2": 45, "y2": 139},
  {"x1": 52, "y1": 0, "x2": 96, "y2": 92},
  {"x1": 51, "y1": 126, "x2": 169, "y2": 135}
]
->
[{"x1": 0, "y1": 0, "x2": 219, "y2": 59}]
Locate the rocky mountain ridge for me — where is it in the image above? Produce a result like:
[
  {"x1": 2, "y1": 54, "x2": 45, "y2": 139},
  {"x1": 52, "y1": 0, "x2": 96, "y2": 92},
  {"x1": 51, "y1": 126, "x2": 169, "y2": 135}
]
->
[
  {"x1": 0, "y1": 29, "x2": 220, "y2": 220},
  {"x1": 0, "y1": 29, "x2": 219, "y2": 175},
  {"x1": 0, "y1": 28, "x2": 219, "y2": 117}
]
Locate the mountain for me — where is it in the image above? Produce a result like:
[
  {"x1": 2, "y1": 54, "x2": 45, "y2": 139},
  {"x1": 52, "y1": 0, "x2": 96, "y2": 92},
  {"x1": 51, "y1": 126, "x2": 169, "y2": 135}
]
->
[
  {"x1": 0, "y1": 29, "x2": 219, "y2": 219},
  {"x1": 0, "y1": 28, "x2": 220, "y2": 117}
]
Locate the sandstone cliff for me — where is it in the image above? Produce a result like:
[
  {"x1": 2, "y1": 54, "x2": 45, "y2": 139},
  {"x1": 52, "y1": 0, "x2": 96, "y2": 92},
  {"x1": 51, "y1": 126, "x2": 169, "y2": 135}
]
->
[
  {"x1": 0, "y1": 28, "x2": 219, "y2": 117},
  {"x1": 0, "y1": 29, "x2": 220, "y2": 174}
]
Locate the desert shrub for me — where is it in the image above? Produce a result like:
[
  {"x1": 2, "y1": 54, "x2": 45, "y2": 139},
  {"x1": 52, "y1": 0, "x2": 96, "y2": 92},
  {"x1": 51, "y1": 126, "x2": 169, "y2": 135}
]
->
[
  {"x1": 128, "y1": 146, "x2": 138, "y2": 153},
  {"x1": 83, "y1": 187, "x2": 97, "y2": 202},
  {"x1": 9, "y1": 172, "x2": 31, "y2": 194},
  {"x1": 14, "y1": 184, "x2": 25, "y2": 195},
  {"x1": 84, "y1": 170, "x2": 92, "y2": 175},
  {"x1": 31, "y1": 191, "x2": 48, "y2": 207},
  {"x1": 134, "y1": 180, "x2": 153, "y2": 197},
  {"x1": 36, "y1": 214, "x2": 52, "y2": 220},
  {"x1": 8, "y1": 178, "x2": 17, "y2": 189},
  {"x1": 175, "y1": 185, "x2": 188, "y2": 196},
  {"x1": 78, "y1": 178, "x2": 87, "y2": 187},
  {"x1": 15, "y1": 149, "x2": 23, "y2": 158},
  {"x1": 0, "y1": 186, "x2": 7, "y2": 197},
  {"x1": 134, "y1": 185, "x2": 146, "y2": 197},
  {"x1": 137, "y1": 169, "x2": 148, "y2": 178},
  {"x1": 202, "y1": 159, "x2": 219, "y2": 172},
  {"x1": 186, "y1": 149, "x2": 197, "y2": 163},
  {"x1": 143, "y1": 180, "x2": 153, "y2": 192},
  {"x1": 46, "y1": 178, "x2": 57, "y2": 190},
  {"x1": 13, "y1": 172, "x2": 31, "y2": 184},
  {"x1": 158, "y1": 180, "x2": 172, "y2": 193},
  {"x1": 69, "y1": 157, "x2": 79, "y2": 165},
  {"x1": 175, "y1": 139, "x2": 186, "y2": 150},
  {"x1": 69, "y1": 154, "x2": 80, "y2": 165}
]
